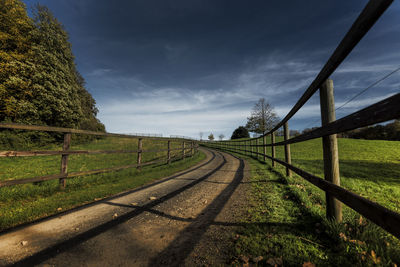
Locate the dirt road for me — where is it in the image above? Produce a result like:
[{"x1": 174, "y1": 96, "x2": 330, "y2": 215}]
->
[{"x1": 0, "y1": 148, "x2": 250, "y2": 266}]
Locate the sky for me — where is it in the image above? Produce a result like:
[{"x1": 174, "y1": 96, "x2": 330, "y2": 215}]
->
[{"x1": 23, "y1": 0, "x2": 400, "y2": 139}]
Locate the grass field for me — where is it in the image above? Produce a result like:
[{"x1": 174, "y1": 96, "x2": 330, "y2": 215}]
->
[
  {"x1": 0, "y1": 135, "x2": 205, "y2": 231},
  {"x1": 208, "y1": 137, "x2": 400, "y2": 266},
  {"x1": 245, "y1": 137, "x2": 400, "y2": 213}
]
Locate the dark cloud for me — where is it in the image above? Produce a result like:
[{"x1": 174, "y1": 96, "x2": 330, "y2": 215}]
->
[{"x1": 23, "y1": 0, "x2": 400, "y2": 137}]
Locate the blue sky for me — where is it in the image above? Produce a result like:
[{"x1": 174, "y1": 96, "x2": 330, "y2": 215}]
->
[{"x1": 23, "y1": 0, "x2": 400, "y2": 139}]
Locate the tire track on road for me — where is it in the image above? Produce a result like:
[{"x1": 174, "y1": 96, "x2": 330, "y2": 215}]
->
[{"x1": 11, "y1": 149, "x2": 233, "y2": 266}]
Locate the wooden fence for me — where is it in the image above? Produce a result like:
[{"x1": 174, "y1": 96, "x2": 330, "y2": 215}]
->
[
  {"x1": 202, "y1": 0, "x2": 400, "y2": 239},
  {"x1": 0, "y1": 123, "x2": 198, "y2": 189}
]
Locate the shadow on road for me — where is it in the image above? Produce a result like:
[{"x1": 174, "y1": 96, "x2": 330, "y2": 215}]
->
[
  {"x1": 1, "y1": 150, "x2": 216, "y2": 237},
  {"x1": 148, "y1": 156, "x2": 246, "y2": 266},
  {"x1": 13, "y1": 151, "x2": 227, "y2": 266}
]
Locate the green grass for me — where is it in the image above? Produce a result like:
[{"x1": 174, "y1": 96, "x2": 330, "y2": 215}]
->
[
  {"x1": 0, "y1": 136, "x2": 205, "y2": 231},
  {"x1": 208, "y1": 137, "x2": 400, "y2": 266},
  {"x1": 231, "y1": 137, "x2": 400, "y2": 213}
]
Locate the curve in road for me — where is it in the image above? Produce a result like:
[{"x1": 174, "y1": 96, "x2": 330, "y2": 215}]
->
[{"x1": 1, "y1": 148, "x2": 249, "y2": 266}]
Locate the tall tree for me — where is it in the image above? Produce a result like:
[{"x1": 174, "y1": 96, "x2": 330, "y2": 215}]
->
[
  {"x1": 0, "y1": 0, "x2": 36, "y2": 123},
  {"x1": 30, "y1": 4, "x2": 83, "y2": 128},
  {"x1": 245, "y1": 98, "x2": 278, "y2": 134},
  {"x1": 218, "y1": 134, "x2": 225, "y2": 141},
  {"x1": 208, "y1": 133, "x2": 214, "y2": 141},
  {"x1": 0, "y1": 1, "x2": 104, "y2": 148}
]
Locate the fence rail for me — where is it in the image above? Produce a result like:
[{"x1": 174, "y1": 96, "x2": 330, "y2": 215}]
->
[
  {"x1": 0, "y1": 123, "x2": 198, "y2": 189},
  {"x1": 201, "y1": 0, "x2": 400, "y2": 239},
  {"x1": 206, "y1": 144, "x2": 400, "y2": 239},
  {"x1": 0, "y1": 123, "x2": 193, "y2": 142},
  {"x1": 265, "y1": 0, "x2": 393, "y2": 135}
]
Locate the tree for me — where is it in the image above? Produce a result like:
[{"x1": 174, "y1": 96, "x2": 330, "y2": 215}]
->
[
  {"x1": 0, "y1": 0, "x2": 36, "y2": 123},
  {"x1": 1, "y1": 3, "x2": 104, "y2": 130},
  {"x1": 199, "y1": 131, "x2": 203, "y2": 140},
  {"x1": 30, "y1": 5, "x2": 84, "y2": 128},
  {"x1": 0, "y1": 1, "x2": 104, "y2": 148},
  {"x1": 208, "y1": 133, "x2": 214, "y2": 141},
  {"x1": 231, "y1": 126, "x2": 249, "y2": 140},
  {"x1": 218, "y1": 134, "x2": 225, "y2": 141},
  {"x1": 245, "y1": 98, "x2": 278, "y2": 134}
]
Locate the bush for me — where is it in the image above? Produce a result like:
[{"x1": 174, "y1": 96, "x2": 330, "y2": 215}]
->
[
  {"x1": 231, "y1": 126, "x2": 250, "y2": 139},
  {"x1": 0, "y1": 129, "x2": 59, "y2": 150}
]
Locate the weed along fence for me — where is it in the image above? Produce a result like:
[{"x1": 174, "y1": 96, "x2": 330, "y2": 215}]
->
[
  {"x1": 0, "y1": 123, "x2": 198, "y2": 189},
  {"x1": 202, "y1": 0, "x2": 400, "y2": 239}
]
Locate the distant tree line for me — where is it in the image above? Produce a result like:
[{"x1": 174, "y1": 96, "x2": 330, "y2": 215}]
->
[
  {"x1": 231, "y1": 97, "x2": 400, "y2": 142},
  {"x1": 0, "y1": 0, "x2": 104, "y2": 148},
  {"x1": 339, "y1": 120, "x2": 400, "y2": 141},
  {"x1": 302, "y1": 120, "x2": 400, "y2": 141}
]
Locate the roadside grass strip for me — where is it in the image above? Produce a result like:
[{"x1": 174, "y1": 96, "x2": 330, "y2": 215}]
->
[
  {"x1": 0, "y1": 137, "x2": 205, "y2": 231},
  {"x1": 229, "y1": 152, "x2": 400, "y2": 266}
]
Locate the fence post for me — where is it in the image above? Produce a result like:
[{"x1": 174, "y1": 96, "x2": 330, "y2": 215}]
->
[
  {"x1": 182, "y1": 141, "x2": 185, "y2": 159},
  {"x1": 320, "y1": 79, "x2": 342, "y2": 222},
  {"x1": 254, "y1": 139, "x2": 256, "y2": 158},
  {"x1": 250, "y1": 140, "x2": 252, "y2": 157},
  {"x1": 271, "y1": 132, "x2": 276, "y2": 167},
  {"x1": 263, "y1": 135, "x2": 266, "y2": 162},
  {"x1": 191, "y1": 141, "x2": 194, "y2": 156},
  {"x1": 137, "y1": 138, "x2": 143, "y2": 170},
  {"x1": 60, "y1": 133, "x2": 71, "y2": 189},
  {"x1": 256, "y1": 138, "x2": 259, "y2": 160},
  {"x1": 284, "y1": 123, "x2": 292, "y2": 177},
  {"x1": 251, "y1": 140, "x2": 253, "y2": 158},
  {"x1": 255, "y1": 139, "x2": 257, "y2": 158},
  {"x1": 167, "y1": 140, "x2": 171, "y2": 164}
]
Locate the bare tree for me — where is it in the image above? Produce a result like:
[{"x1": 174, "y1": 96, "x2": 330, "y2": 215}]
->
[
  {"x1": 218, "y1": 134, "x2": 225, "y2": 141},
  {"x1": 246, "y1": 98, "x2": 279, "y2": 134},
  {"x1": 199, "y1": 131, "x2": 204, "y2": 140}
]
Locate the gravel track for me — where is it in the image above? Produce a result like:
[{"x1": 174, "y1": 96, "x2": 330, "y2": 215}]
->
[{"x1": 0, "y1": 148, "x2": 249, "y2": 267}]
